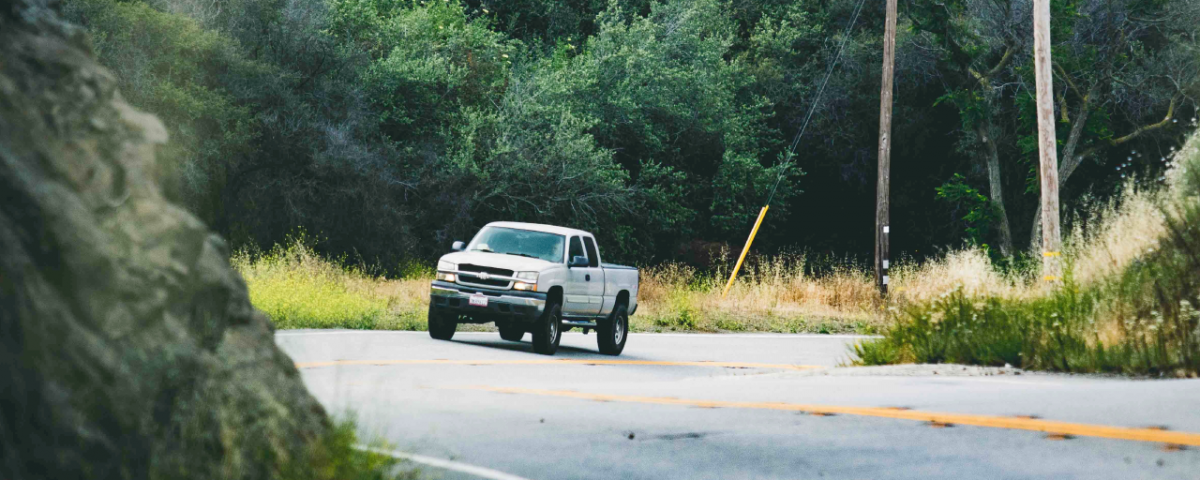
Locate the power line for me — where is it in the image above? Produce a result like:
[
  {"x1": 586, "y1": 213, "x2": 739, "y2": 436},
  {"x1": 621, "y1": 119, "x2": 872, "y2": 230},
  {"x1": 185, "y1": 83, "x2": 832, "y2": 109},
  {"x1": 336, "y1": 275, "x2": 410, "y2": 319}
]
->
[{"x1": 766, "y1": 0, "x2": 870, "y2": 206}]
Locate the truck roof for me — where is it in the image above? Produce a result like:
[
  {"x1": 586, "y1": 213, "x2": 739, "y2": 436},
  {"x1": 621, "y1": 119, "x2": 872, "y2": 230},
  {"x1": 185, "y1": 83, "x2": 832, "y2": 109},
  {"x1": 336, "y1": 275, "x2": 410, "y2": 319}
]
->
[{"x1": 485, "y1": 221, "x2": 593, "y2": 238}]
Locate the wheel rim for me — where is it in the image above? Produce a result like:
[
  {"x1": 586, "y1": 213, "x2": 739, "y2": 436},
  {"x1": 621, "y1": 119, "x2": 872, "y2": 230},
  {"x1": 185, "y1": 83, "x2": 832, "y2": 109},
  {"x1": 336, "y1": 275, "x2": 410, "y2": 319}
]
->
[
  {"x1": 613, "y1": 314, "x2": 625, "y2": 345},
  {"x1": 549, "y1": 313, "x2": 558, "y2": 339}
]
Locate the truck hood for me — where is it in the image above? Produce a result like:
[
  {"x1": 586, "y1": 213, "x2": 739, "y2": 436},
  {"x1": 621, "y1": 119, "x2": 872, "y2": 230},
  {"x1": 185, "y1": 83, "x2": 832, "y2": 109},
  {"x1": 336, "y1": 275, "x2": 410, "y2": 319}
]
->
[{"x1": 440, "y1": 251, "x2": 557, "y2": 272}]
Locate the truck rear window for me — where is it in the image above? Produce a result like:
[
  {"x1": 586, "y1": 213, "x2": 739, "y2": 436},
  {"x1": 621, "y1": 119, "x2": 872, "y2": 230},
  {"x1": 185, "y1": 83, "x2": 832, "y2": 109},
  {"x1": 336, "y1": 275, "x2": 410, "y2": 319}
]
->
[
  {"x1": 582, "y1": 237, "x2": 600, "y2": 268},
  {"x1": 569, "y1": 236, "x2": 586, "y2": 263}
]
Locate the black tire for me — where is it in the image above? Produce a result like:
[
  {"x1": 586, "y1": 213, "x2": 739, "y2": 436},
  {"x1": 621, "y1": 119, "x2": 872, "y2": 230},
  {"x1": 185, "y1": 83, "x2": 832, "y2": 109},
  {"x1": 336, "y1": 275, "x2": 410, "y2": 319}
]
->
[
  {"x1": 498, "y1": 322, "x2": 525, "y2": 342},
  {"x1": 428, "y1": 304, "x2": 457, "y2": 340},
  {"x1": 532, "y1": 302, "x2": 563, "y2": 355},
  {"x1": 597, "y1": 303, "x2": 629, "y2": 356}
]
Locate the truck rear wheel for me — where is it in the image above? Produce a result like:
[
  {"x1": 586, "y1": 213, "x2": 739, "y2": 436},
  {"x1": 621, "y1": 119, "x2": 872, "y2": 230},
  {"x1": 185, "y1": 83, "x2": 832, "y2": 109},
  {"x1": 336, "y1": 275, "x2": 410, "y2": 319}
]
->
[
  {"x1": 532, "y1": 303, "x2": 562, "y2": 355},
  {"x1": 498, "y1": 322, "x2": 525, "y2": 342},
  {"x1": 428, "y1": 304, "x2": 457, "y2": 340},
  {"x1": 597, "y1": 303, "x2": 628, "y2": 355}
]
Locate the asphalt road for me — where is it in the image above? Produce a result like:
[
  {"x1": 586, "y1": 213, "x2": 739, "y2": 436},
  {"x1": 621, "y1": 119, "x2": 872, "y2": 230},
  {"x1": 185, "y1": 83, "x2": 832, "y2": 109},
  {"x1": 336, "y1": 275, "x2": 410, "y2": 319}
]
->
[{"x1": 276, "y1": 330, "x2": 1200, "y2": 480}]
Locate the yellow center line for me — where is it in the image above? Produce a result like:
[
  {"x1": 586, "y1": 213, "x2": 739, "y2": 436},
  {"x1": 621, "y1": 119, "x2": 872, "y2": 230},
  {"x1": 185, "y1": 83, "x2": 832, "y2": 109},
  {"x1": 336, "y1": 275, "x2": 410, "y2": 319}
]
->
[
  {"x1": 295, "y1": 359, "x2": 824, "y2": 371},
  {"x1": 462, "y1": 386, "x2": 1200, "y2": 447}
]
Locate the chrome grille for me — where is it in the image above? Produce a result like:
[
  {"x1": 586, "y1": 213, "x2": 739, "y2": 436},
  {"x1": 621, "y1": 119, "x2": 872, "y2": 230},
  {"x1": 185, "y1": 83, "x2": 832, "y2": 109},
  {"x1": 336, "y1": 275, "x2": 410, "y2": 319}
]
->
[{"x1": 457, "y1": 264, "x2": 513, "y2": 288}]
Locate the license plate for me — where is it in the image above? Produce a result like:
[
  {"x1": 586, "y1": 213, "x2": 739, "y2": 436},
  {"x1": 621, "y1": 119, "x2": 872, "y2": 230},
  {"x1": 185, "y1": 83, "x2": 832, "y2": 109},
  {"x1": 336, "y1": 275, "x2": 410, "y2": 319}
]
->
[{"x1": 468, "y1": 294, "x2": 488, "y2": 307}]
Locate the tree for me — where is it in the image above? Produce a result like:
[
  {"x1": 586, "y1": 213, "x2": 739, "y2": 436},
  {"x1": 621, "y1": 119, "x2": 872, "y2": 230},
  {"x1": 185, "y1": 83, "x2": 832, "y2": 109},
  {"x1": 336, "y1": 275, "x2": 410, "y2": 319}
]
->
[
  {"x1": 908, "y1": 0, "x2": 1200, "y2": 254},
  {"x1": 530, "y1": 0, "x2": 800, "y2": 258}
]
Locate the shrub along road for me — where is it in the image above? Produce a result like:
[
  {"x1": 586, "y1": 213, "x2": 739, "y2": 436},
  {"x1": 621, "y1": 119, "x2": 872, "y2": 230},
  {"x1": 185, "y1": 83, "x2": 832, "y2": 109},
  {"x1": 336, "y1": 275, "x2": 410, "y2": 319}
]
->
[{"x1": 277, "y1": 330, "x2": 1200, "y2": 479}]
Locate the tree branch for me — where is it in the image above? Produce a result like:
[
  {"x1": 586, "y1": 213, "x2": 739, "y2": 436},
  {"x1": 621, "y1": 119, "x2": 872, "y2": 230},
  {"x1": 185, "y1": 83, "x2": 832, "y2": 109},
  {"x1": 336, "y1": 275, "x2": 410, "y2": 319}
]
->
[
  {"x1": 969, "y1": 46, "x2": 1014, "y2": 90},
  {"x1": 1074, "y1": 94, "x2": 1180, "y2": 162},
  {"x1": 1109, "y1": 94, "x2": 1180, "y2": 147},
  {"x1": 1053, "y1": 62, "x2": 1083, "y2": 99}
]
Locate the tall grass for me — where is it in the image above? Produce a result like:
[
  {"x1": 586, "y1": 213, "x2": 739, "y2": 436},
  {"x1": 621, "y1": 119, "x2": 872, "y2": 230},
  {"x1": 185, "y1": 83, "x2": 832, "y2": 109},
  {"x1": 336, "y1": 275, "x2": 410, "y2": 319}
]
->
[
  {"x1": 635, "y1": 256, "x2": 881, "y2": 333},
  {"x1": 232, "y1": 237, "x2": 429, "y2": 330},
  {"x1": 282, "y1": 419, "x2": 418, "y2": 480},
  {"x1": 855, "y1": 134, "x2": 1200, "y2": 376},
  {"x1": 232, "y1": 235, "x2": 1032, "y2": 335}
]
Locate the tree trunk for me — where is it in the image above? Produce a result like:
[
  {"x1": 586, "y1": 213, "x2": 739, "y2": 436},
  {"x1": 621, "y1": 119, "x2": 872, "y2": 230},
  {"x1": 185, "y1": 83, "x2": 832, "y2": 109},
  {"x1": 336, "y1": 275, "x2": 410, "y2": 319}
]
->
[{"x1": 976, "y1": 121, "x2": 1014, "y2": 257}]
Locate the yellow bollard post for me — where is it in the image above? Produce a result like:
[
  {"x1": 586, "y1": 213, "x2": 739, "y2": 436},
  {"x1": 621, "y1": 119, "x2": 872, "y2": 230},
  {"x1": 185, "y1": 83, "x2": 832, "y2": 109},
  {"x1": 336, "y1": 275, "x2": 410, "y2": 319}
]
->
[{"x1": 722, "y1": 205, "x2": 770, "y2": 299}]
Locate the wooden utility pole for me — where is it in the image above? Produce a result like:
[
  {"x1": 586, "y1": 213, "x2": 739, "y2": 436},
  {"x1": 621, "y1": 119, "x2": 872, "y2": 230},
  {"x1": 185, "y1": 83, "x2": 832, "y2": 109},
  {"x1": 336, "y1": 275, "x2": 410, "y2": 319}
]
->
[
  {"x1": 1032, "y1": 0, "x2": 1062, "y2": 281},
  {"x1": 875, "y1": 0, "x2": 898, "y2": 296}
]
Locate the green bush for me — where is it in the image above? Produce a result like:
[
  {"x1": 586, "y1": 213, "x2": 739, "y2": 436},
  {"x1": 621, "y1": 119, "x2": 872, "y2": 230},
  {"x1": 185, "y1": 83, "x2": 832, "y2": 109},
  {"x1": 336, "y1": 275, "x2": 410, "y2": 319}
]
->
[
  {"x1": 233, "y1": 239, "x2": 391, "y2": 330},
  {"x1": 854, "y1": 141, "x2": 1200, "y2": 376}
]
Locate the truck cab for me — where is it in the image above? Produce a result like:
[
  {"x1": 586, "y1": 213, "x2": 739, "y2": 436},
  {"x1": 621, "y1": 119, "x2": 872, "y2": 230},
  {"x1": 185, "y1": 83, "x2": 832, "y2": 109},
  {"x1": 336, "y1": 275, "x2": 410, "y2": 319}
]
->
[{"x1": 428, "y1": 222, "x2": 639, "y2": 355}]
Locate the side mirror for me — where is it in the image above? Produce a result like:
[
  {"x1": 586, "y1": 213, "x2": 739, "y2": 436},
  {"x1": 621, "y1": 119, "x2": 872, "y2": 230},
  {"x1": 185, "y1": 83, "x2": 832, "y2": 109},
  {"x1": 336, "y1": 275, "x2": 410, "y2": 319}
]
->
[
  {"x1": 569, "y1": 256, "x2": 589, "y2": 268},
  {"x1": 451, "y1": 241, "x2": 465, "y2": 252}
]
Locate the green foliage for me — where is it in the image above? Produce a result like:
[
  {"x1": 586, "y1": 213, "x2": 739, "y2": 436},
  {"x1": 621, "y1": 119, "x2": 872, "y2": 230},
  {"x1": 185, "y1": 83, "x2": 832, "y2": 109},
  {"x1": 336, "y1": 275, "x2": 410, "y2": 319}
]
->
[
  {"x1": 331, "y1": 0, "x2": 516, "y2": 142},
  {"x1": 283, "y1": 420, "x2": 418, "y2": 480},
  {"x1": 62, "y1": 0, "x2": 1200, "y2": 270},
  {"x1": 856, "y1": 141, "x2": 1200, "y2": 375},
  {"x1": 936, "y1": 174, "x2": 1001, "y2": 246},
  {"x1": 851, "y1": 336, "x2": 902, "y2": 365},
  {"x1": 63, "y1": 0, "x2": 264, "y2": 220},
  {"x1": 233, "y1": 237, "x2": 390, "y2": 329},
  {"x1": 534, "y1": 0, "x2": 800, "y2": 256}
]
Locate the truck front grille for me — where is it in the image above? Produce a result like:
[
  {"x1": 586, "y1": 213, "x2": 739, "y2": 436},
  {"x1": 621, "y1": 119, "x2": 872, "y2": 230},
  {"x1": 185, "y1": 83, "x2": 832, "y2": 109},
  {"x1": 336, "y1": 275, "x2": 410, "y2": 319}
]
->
[{"x1": 457, "y1": 264, "x2": 513, "y2": 288}]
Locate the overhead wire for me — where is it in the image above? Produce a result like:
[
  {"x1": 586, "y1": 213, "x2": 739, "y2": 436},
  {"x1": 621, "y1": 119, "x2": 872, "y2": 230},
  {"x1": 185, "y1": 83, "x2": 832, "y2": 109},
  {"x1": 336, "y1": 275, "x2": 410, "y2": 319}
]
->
[
  {"x1": 765, "y1": 0, "x2": 870, "y2": 206},
  {"x1": 723, "y1": 0, "x2": 872, "y2": 299}
]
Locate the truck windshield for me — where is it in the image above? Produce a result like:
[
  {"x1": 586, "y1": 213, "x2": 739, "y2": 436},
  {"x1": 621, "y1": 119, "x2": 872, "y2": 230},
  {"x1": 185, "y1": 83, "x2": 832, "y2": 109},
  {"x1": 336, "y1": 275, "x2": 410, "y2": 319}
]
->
[{"x1": 467, "y1": 227, "x2": 566, "y2": 263}]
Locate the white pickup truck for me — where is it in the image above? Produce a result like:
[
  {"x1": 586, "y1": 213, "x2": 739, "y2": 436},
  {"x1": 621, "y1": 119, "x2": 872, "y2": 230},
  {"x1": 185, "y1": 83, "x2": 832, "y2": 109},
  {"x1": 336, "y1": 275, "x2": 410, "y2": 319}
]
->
[{"x1": 428, "y1": 222, "x2": 639, "y2": 355}]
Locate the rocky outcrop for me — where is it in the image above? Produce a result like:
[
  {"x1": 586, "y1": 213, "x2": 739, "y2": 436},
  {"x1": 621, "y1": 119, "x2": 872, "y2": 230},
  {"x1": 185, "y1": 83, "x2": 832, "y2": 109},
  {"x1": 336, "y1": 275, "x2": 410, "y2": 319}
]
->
[{"x1": 0, "y1": 1, "x2": 328, "y2": 479}]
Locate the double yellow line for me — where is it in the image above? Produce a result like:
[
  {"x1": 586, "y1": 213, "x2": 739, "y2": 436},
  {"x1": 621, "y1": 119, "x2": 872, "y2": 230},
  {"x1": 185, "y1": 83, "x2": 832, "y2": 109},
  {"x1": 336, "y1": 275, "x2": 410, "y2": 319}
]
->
[
  {"x1": 296, "y1": 358, "x2": 824, "y2": 371},
  {"x1": 466, "y1": 386, "x2": 1200, "y2": 447}
]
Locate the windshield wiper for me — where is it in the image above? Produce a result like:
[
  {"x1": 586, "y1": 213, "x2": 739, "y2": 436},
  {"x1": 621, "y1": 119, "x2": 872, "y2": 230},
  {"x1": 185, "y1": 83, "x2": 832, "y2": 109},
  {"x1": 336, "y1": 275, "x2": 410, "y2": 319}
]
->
[{"x1": 503, "y1": 252, "x2": 540, "y2": 259}]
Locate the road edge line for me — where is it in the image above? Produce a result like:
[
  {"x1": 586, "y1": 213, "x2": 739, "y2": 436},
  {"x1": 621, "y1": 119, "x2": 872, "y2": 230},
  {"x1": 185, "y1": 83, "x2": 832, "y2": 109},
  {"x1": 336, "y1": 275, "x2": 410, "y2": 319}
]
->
[{"x1": 355, "y1": 445, "x2": 534, "y2": 480}]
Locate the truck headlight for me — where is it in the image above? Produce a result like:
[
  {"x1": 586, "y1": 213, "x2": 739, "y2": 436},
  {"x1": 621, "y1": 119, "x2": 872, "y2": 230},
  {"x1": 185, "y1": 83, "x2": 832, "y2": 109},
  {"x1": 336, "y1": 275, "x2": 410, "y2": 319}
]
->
[
  {"x1": 513, "y1": 271, "x2": 538, "y2": 291},
  {"x1": 436, "y1": 260, "x2": 457, "y2": 282}
]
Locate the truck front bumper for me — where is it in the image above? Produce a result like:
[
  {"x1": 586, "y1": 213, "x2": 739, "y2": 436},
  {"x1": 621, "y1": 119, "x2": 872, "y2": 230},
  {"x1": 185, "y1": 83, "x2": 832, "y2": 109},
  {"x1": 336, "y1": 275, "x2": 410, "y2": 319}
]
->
[{"x1": 429, "y1": 280, "x2": 547, "y2": 324}]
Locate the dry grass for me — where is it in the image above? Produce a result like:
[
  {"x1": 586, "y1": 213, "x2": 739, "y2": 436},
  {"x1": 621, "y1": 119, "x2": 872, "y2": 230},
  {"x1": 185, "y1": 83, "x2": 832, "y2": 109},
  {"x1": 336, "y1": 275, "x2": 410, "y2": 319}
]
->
[
  {"x1": 890, "y1": 249, "x2": 1030, "y2": 302},
  {"x1": 1067, "y1": 185, "x2": 1168, "y2": 286},
  {"x1": 635, "y1": 258, "x2": 880, "y2": 333},
  {"x1": 234, "y1": 224, "x2": 1169, "y2": 335},
  {"x1": 233, "y1": 241, "x2": 1039, "y2": 334}
]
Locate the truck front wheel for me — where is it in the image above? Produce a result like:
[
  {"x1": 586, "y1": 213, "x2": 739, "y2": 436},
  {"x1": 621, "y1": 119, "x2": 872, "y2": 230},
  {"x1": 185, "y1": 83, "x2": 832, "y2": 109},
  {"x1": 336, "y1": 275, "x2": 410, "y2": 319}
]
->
[
  {"x1": 428, "y1": 304, "x2": 457, "y2": 340},
  {"x1": 597, "y1": 303, "x2": 628, "y2": 355},
  {"x1": 532, "y1": 302, "x2": 562, "y2": 355}
]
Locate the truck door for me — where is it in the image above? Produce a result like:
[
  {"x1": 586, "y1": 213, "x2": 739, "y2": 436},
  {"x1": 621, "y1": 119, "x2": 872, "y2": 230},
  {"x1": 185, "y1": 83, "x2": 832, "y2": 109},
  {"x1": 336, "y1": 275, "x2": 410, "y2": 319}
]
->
[
  {"x1": 581, "y1": 236, "x2": 606, "y2": 314},
  {"x1": 564, "y1": 236, "x2": 597, "y2": 315}
]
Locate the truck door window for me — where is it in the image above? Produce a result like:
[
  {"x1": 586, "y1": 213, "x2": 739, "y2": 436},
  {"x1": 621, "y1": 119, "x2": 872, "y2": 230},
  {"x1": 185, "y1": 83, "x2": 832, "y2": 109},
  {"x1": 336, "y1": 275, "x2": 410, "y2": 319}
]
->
[
  {"x1": 582, "y1": 237, "x2": 600, "y2": 268},
  {"x1": 569, "y1": 236, "x2": 586, "y2": 263}
]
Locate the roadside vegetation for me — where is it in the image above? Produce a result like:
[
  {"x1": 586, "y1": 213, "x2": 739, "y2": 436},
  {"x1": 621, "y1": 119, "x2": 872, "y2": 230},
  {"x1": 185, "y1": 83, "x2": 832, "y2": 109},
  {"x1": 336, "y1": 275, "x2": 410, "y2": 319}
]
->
[
  {"x1": 283, "y1": 420, "x2": 418, "y2": 480},
  {"x1": 235, "y1": 236, "x2": 1021, "y2": 335},
  {"x1": 855, "y1": 136, "x2": 1200, "y2": 376}
]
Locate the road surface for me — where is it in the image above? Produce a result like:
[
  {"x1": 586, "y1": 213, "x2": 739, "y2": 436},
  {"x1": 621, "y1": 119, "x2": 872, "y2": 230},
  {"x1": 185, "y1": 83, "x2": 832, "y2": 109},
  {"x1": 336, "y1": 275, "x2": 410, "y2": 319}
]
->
[{"x1": 276, "y1": 330, "x2": 1200, "y2": 479}]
